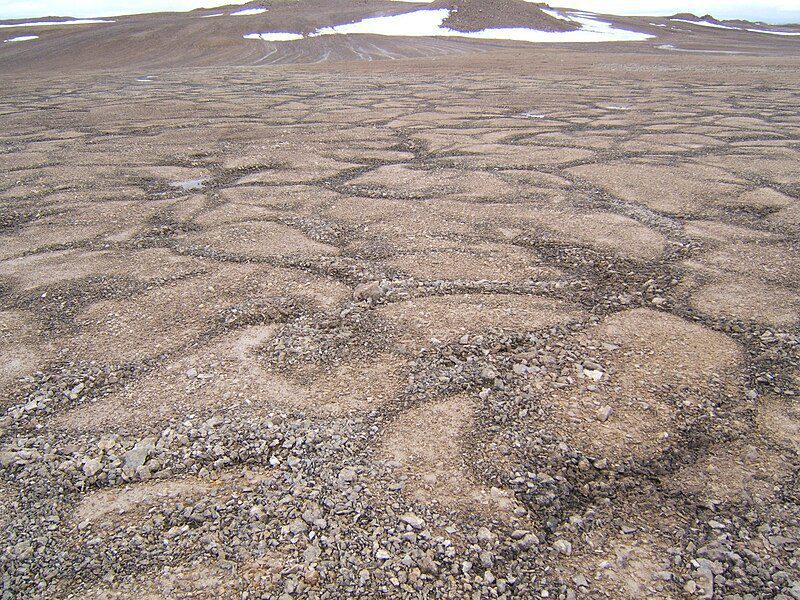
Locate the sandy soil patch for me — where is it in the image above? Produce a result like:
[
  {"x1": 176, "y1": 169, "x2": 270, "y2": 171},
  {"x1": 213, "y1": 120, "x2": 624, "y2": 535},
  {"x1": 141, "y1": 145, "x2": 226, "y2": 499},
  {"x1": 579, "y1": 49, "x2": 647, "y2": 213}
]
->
[
  {"x1": 682, "y1": 241, "x2": 799, "y2": 325},
  {"x1": 702, "y1": 148, "x2": 800, "y2": 185},
  {"x1": 218, "y1": 185, "x2": 343, "y2": 212},
  {"x1": 379, "y1": 395, "x2": 520, "y2": 517},
  {"x1": 0, "y1": 309, "x2": 53, "y2": 399},
  {"x1": 437, "y1": 202, "x2": 668, "y2": 261},
  {"x1": 665, "y1": 441, "x2": 791, "y2": 504},
  {"x1": 387, "y1": 243, "x2": 560, "y2": 282},
  {"x1": 767, "y1": 202, "x2": 800, "y2": 233},
  {"x1": 568, "y1": 161, "x2": 747, "y2": 216},
  {"x1": 178, "y1": 221, "x2": 339, "y2": 259},
  {"x1": 0, "y1": 248, "x2": 201, "y2": 293},
  {"x1": 73, "y1": 478, "x2": 214, "y2": 530},
  {"x1": 689, "y1": 279, "x2": 799, "y2": 326},
  {"x1": 67, "y1": 264, "x2": 347, "y2": 365},
  {"x1": 683, "y1": 220, "x2": 775, "y2": 244},
  {"x1": 381, "y1": 293, "x2": 581, "y2": 349},
  {"x1": 549, "y1": 309, "x2": 742, "y2": 463},
  {"x1": 56, "y1": 324, "x2": 402, "y2": 431},
  {"x1": 345, "y1": 164, "x2": 517, "y2": 200},
  {"x1": 447, "y1": 143, "x2": 594, "y2": 168},
  {"x1": 727, "y1": 187, "x2": 795, "y2": 210},
  {"x1": 757, "y1": 396, "x2": 800, "y2": 453}
]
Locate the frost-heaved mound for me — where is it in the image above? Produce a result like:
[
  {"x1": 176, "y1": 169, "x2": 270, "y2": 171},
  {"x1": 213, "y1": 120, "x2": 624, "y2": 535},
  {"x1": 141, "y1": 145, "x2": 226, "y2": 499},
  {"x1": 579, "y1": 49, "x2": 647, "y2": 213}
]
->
[{"x1": 311, "y1": 7, "x2": 652, "y2": 43}]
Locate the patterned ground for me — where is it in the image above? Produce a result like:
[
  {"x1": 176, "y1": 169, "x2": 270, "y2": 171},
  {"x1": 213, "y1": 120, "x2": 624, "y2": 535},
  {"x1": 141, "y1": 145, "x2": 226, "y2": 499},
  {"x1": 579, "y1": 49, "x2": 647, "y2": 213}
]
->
[{"x1": 1, "y1": 43, "x2": 799, "y2": 599}]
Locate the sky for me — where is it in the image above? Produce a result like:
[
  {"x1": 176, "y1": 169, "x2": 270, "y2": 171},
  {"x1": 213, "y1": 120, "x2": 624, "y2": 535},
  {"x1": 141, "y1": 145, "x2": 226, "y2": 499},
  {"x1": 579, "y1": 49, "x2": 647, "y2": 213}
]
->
[{"x1": 0, "y1": 0, "x2": 798, "y2": 23}]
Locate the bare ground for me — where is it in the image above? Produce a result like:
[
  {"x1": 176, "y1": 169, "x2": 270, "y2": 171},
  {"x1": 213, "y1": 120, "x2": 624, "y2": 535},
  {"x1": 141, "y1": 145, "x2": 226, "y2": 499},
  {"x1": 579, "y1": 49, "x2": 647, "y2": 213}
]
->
[{"x1": 0, "y1": 11, "x2": 799, "y2": 600}]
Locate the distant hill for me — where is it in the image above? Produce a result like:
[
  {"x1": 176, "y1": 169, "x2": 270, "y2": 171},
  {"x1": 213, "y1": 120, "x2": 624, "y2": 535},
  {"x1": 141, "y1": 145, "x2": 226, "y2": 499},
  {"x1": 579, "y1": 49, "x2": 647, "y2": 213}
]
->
[{"x1": 433, "y1": 0, "x2": 579, "y2": 33}]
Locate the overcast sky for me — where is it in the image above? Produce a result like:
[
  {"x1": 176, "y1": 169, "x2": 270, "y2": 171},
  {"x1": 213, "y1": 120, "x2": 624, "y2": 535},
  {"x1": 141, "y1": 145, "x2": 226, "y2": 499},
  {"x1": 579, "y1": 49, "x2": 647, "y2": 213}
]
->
[{"x1": 0, "y1": 0, "x2": 799, "y2": 23}]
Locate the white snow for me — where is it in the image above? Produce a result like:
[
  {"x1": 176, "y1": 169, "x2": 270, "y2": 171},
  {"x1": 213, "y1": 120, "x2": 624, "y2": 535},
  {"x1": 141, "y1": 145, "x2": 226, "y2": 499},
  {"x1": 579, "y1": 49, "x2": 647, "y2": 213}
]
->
[
  {"x1": 200, "y1": 13, "x2": 223, "y2": 18},
  {"x1": 670, "y1": 19, "x2": 739, "y2": 30},
  {"x1": 604, "y1": 105, "x2": 631, "y2": 110},
  {"x1": 658, "y1": 43, "x2": 746, "y2": 54},
  {"x1": 313, "y1": 9, "x2": 449, "y2": 37},
  {"x1": 649, "y1": 23, "x2": 668, "y2": 27},
  {"x1": 666, "y1": 19, "x2": 799, "y2": 35},
  {"x1": 522, "y1": 112, "x2": 546, "y2": 118},
  {"x1": 745, "y1": 28, "x2": 800, "y2": 36},
  {"x1": 244, "y1": 32, "x2": 303, "y2": 41},
  {"x1": 3, "y1": 34, "x2": 38, "y2": 42},
  {"x1": 540, "y1": 8, "x2": 571, "y2": 21},
  {"x1": 0, "y1": 18, "x2": 113, "y2": 28},
  {"x1": 311, "y1": 9, "x2": 653, "y2": 43},
  {"x1": 231, "y1": 8, "x2": 266, "y2": 16}
]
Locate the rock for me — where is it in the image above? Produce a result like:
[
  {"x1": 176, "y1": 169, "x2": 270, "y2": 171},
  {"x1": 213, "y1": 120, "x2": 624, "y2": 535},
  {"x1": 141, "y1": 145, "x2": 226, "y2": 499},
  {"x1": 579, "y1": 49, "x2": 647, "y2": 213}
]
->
[
  {"x1": 375, "y1": 549, "x2": 390, "y2": 561},
  {"x1": 553, "y1": 539, "x2": 572, "y2": 556},
  {"x1": 597, "y1": 405, "x2": 613, "y2": 422},
  {"x1": 400, "y1": 513, "x2": 424, "y2": 530},
  {"x1": 338, "y1": 467, "x2": 357, "y2": 485},
  {"x1": 584, "y1": 369, "x2": 604, "y2": 382},
  {"x1": 479, "y1": 550, "x2": 494, "y2": 568},
  {"x1": 0, "y1": 451, "x2": 17, "y2": 468},
  {"x1": 123, "y1": 438, "x2": 156, "y2": 471},
  {"x1": 694, "y1": 559, "x2": 715, "y2": 599},
  {"x1": 517, "y1": 533, "x2": 540, "y2": 551},
  {"x1": 353, "y1": 281, "x2": 384, "y2": 303},
  {"x1": 304, "y1": 544, "x2": 321, "y2": 564},
  {"x1": 185, "y1": 367, "x2": 198, "y2": 379},
  {"x1": 477, "y1": 527, "x2": 495, "y2": 545},
  {"x1": 572, "y1": 574, "x2": 589, "y2": 587},
  {"x1": 510, "y1": 529, "x2": 529, "y2": 540},
  {"x1": 82, "y1": 458, "x2": 102, "y2": 477},
  {"x1": 418, "y1": 553, "x2": 438, "y2": 574}
]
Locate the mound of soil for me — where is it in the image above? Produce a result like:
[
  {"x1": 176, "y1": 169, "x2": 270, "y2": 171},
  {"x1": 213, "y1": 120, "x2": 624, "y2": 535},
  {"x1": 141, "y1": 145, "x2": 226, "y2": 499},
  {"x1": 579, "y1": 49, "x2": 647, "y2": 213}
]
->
[{"x1": 433, "y1": 0, "x2": 580, "y2": 33}]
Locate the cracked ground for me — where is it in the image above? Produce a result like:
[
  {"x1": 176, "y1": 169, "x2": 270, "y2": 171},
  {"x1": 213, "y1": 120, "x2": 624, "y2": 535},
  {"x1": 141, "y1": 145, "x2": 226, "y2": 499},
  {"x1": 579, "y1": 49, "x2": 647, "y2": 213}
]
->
[{"x1": 1, "y1": 45, "x2": 799, "y2": 599}]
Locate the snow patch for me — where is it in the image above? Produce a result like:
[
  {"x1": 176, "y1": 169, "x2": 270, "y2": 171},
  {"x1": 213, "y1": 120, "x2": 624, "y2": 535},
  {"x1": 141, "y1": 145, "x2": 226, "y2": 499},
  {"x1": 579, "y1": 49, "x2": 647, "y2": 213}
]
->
[
  {"x1": 658, "y1": 43, "x2": 746, "y2": 54},
  {"x1": 3, "y1": 34, "x2": 38, "y2": 42},
  {"x1": 671, "y1": 19, "x2": 739, "y2": 30},
  {"x1": 244, "y1": 32, "x2": 303, "y2": 41},
  {"x1": 311, "y1": 9, "x2": 653, "y2": 43},
  {"x1": 746, "y1": 28, "x2": 800, "y2": 36},
  {"x1": 231, "y1": 8, "x2": 266, "y2": 16},
  {"x1": 200, "y1": 13, "x2": 223, "y2": 18},
  {"x1": 0, "y1": 19, "x2": 114, "y2": 28}
]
